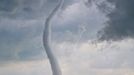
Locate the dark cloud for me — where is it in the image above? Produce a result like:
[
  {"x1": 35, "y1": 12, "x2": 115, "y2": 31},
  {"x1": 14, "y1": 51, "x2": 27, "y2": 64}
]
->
[
  {"x1": 0, "y1": 0, "x2": 49, "y2": 19},
  {"x1": 0, "y1": 0, "x2": 18, "y2": 12},
  {"x1": 96, "y1": 0, "x2": 134, "y2": 41},
  {"x1": 0, "y1": 0, "x2": 77, "y2": 19}
]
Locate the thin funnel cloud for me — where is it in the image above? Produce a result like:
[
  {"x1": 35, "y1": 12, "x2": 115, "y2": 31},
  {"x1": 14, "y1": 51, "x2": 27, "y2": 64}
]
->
[{"x1": 43, "y1": 0, "x2": 64, "y2": 75}]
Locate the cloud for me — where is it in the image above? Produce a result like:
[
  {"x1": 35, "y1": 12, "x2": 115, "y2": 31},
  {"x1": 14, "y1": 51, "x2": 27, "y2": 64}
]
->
[
  {"x1": 97, "y1": 0, "x2": 134, "y2": 41},
  {"x1": 52, "y1": 39, "x2": 134, "y2": 70},
  {"x1": 0, "y1": 18, "x2": 45, "y2": 62},
  {"x1": 0, "y1": 0, "x2": 18, "y2": 12},
  {"x1": 0, "y1": 0, "x2": 54, "y2": 19},
  {"x1": 51, "y1": 1, "x2": 106, "y2": 42},
  {"x1": 0, "y1": 40, "x2": 134, "y2": 75},
  {"x1": 0, "y1": 60, "x2": 51, "y2": 75},
  {"x1": 90, "y1": 39, "x2": 134, "y2": 69},
  {"x1": 0, "y1": 0, "x2": 134, "y2": 75},
  {"x1": 0, "y1": 0, "x2": 107, "y2": 62}
]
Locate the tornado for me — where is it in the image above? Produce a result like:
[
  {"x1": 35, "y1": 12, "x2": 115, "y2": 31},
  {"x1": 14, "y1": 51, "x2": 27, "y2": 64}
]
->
[{"x1": 43, "y1": 0, "x2": 63, "y2": 75}]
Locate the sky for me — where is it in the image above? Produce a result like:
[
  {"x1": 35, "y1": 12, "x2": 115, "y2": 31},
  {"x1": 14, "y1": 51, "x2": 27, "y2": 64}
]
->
[{"x1": 0, "y1": 0, "x2": 134, "y2": 75}]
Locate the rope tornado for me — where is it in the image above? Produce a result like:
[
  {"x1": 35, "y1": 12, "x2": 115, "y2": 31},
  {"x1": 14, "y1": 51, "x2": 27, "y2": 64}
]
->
[{"x1": 43, "y1": 0, "x2": 63, "y2": 75}]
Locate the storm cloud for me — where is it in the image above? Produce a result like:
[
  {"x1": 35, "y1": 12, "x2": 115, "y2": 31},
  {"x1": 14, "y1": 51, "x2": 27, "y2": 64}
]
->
[
  {"x1": 96, "y1": 0, "x2": 134, "y2": 41},
  {"x1": 0, "y1": 0, "x2": 134, "y2": 75}
]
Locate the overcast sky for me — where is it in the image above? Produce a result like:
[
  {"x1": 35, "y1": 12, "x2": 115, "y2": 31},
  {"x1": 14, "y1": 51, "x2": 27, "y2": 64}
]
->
[{"x1": 0, "y1": 0, "x2": 134, "y2": 75}]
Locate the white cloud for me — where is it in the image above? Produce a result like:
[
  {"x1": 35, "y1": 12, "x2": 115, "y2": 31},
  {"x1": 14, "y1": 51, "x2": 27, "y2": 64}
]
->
[
  {"x1": 0, "y1": 39, "x2": 134, "y2": 75},
  {"x1": 0, "y1": 60, "x2": 51, "y2": 75}
]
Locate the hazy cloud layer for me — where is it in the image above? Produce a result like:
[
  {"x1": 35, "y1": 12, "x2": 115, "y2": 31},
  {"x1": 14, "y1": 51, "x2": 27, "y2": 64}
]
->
[{"x1": 0, "y1": 39, "x2": 134, "y2": 75}]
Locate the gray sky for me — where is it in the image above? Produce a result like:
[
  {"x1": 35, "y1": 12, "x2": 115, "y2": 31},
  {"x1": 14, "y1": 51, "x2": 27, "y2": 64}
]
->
[
  {"x1": 0, "y1": 0, "x2": 134, "y2": 75},
  {"x1": 97, "y1": 0, "x2": 134, "y2": 41}
]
